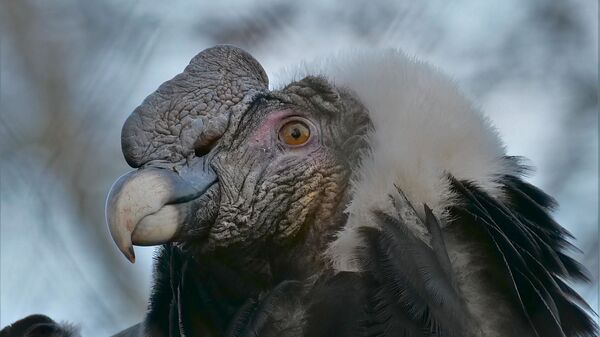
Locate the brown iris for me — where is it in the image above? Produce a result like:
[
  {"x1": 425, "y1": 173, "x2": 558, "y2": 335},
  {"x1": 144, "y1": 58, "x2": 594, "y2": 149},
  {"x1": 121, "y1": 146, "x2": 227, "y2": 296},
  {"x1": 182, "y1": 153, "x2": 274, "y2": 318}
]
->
[{"x1": 279, "y1": 121, "x2": 311, "y2": 146}]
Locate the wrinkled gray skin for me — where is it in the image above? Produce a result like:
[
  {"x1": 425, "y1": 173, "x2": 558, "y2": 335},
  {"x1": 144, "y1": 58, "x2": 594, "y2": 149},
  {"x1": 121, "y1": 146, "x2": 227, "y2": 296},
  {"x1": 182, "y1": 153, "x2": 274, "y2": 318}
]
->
[{"x1": 107, "y1": 45, "x2": 371, "y2": 282}]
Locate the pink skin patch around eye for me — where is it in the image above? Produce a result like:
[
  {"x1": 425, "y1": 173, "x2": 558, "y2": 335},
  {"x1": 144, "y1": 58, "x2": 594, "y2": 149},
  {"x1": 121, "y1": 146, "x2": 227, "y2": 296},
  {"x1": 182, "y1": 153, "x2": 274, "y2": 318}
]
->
[{"x1": 250, "y1": 110, "x2": 294, "y2": 147}]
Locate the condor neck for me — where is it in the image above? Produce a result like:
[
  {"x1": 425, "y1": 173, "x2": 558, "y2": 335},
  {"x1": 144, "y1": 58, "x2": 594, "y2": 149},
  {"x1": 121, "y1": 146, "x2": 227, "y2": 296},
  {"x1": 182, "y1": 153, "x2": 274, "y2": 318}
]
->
[
  {"x1": 268, "y1": 192, "x2": 351, "y2": 282},
  {"x1": 146, "y1": 245, "x2": 272, "y2": 337}
]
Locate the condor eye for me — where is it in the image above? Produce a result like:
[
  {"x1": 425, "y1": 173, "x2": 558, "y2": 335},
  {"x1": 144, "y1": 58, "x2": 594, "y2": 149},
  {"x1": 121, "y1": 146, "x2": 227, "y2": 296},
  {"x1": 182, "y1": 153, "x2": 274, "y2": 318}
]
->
[{"x1": 279, "y1": 121, "x2": 311, "y2": 146}]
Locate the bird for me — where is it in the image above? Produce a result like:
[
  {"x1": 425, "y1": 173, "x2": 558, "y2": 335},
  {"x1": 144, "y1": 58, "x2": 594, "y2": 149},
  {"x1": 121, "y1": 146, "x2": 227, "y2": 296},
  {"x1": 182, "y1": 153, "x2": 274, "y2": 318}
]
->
[
  {"x1": 0, "y1": 315, "x2": 79, "y2": 337},
  {"x1": 3, "y1": 45, "x2": 596, "y2": 337}
]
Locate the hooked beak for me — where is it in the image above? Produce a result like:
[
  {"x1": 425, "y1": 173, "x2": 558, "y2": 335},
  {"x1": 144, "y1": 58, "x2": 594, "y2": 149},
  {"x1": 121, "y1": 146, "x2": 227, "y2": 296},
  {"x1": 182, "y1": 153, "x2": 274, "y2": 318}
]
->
[{"x1": 105, "y1": 161, "x2": 217, "y2": 263}]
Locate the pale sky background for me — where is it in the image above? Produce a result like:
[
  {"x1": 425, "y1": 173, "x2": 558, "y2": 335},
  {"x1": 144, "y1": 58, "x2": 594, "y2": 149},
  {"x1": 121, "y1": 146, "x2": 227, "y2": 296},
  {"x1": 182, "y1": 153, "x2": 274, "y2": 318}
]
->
[{"x1": 1, "y1": 1, "x2": 597, "y2": 336}]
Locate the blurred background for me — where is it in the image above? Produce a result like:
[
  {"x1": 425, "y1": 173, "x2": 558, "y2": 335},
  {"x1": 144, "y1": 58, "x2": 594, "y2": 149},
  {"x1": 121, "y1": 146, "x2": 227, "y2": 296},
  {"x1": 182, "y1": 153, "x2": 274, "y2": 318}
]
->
[{"x1": 0, "y1": 0, "x2": 597, "y2": 335}]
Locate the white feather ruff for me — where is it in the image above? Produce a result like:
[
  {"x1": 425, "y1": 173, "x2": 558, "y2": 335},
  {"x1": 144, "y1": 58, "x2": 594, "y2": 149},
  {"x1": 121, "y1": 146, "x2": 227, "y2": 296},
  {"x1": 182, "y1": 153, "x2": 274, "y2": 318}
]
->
[{"x1": 276, "y1": 49, "x2": 519, "y2": 272}]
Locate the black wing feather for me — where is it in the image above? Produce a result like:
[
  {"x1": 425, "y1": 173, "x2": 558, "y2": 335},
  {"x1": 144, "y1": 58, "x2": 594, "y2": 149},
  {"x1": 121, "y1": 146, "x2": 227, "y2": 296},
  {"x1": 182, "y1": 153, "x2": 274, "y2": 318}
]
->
[
  {"x1": 358, "y1": 195, "x2": 475, "y2": 337},
  {"x1": 358, "y1": 227, "x2": 429, "y2": 337},
  {"x1": 448, "y1": 163, "x2": 597, "y2": 337},
  {"x1": 452, "y1": 178, "x2": 567, "y2": 336},
  {"x1": 232, "y1": 280, "x2": 304, "y2": 337}
]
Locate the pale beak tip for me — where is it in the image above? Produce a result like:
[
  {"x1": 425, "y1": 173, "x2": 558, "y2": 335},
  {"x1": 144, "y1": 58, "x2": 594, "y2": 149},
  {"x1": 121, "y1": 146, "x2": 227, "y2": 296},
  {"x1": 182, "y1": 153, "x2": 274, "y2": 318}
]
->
[{"x1": 120, "y1": 245, "x2": 136, "y2": 264}]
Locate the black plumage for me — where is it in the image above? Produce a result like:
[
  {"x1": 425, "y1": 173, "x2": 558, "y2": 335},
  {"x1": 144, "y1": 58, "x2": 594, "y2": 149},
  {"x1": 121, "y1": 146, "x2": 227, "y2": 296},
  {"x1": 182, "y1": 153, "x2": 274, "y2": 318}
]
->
[
  {"x1": 445, "y1": 158, "x2": 596, "y2": 337},
  {"x1": 0, "y1": 315, "x2": 78, "y2": 337}
]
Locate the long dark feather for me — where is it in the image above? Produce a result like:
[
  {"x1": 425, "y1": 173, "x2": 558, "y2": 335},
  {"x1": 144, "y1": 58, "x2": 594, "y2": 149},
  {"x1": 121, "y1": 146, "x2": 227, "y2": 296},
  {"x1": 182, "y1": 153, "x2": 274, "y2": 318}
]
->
[
  {"x1": 225, "y1": 299, "x2": 258, "y2": 337},
  {"x1": 357, "y1": 193, "x2": 475, "y2": 337},
  {"x1": 448, "y1": 161, "x2": 598, "y2": 337},
  {"x1": 236, "y1": 280, "x2": 304, "y2": 337},
  {"x1": 452, "y1": 179, "x2": 567, "y2": 336},
  {"x1": 358, "y1": 227, "x2": 428, "y2": 337}
]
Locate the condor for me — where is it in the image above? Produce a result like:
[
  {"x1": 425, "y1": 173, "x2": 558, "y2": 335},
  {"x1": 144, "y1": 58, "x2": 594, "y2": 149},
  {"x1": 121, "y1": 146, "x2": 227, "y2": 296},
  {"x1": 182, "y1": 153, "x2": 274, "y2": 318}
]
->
[{"x1": 4, "y1": 46, "x2": 596, "y2": 337}]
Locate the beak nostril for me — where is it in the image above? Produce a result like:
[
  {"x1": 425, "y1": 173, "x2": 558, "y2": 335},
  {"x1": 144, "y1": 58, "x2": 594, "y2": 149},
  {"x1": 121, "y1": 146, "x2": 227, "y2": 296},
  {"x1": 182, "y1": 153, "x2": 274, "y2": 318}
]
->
[
  {"x1": 194, "y1": 137, "x2": 218, "y2": 157},
  {"x1": 195, "y1": 142, "x2": 214, "y2": 157}
]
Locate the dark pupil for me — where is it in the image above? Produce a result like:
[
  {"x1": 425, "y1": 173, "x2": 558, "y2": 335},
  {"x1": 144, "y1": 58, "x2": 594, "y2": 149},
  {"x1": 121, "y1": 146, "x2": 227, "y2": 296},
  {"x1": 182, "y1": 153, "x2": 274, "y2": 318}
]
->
[{"x1": 291, "y1": 127, "x2": 301, "y2": 139}]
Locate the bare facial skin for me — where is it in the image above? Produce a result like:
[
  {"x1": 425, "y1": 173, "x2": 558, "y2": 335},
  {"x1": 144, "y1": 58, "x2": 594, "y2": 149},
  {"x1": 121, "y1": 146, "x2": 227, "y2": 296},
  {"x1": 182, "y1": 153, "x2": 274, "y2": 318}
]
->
[
  {"x1": 191, "y1": 78, "x2": 371, "y2": 279},
  {"x1": 106, "y1": 45, "x2": 371, "y2": 282}
]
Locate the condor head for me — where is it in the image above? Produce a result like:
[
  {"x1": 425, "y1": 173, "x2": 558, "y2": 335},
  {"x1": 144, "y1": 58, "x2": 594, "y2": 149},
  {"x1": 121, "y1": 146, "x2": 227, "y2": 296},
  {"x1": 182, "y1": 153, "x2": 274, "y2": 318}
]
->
[{"x1": 105, "y1": 46, "x2": 368, "y2": 274}]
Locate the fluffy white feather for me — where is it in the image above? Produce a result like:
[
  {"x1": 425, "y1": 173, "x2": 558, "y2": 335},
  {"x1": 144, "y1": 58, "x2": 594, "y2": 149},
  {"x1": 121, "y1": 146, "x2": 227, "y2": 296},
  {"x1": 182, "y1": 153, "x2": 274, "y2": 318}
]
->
[{"x1": 276, "y1": 49, "x2": 519, "y2": 272}]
